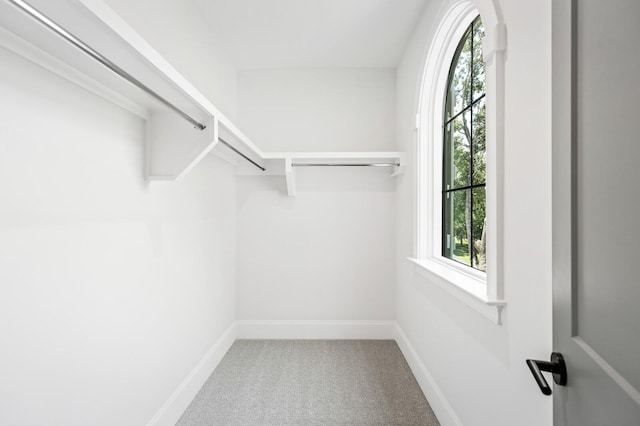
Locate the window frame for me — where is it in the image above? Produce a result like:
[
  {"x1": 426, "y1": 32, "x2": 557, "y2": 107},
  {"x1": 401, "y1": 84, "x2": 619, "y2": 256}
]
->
[{"x1": 411, "y1": 0, "x2": 506, "y2": 324}]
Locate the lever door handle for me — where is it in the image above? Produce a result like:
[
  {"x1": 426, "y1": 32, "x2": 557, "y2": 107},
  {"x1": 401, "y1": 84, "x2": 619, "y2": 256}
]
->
[{"x1": 526, "y1": 352, "x2": 567, "y2": 395}]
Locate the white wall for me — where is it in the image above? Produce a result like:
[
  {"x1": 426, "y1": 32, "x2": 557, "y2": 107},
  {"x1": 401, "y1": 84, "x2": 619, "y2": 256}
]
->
[
  {"x1": 105, "y1": 0, "x2": 238, "y2": 121},
  {"x1": 238, "y1": 69, "x2": 396, "y2": 151},
  {"x1": 0, "y1": 2, "x2": 238, "y2": 423},
  {"x1": 395, "y1": 1, "x2": 553, "y2": 425},
  {"x1": 236, "y1": 69, "x2": 397, "y2": 323},
  {"x1": 236, "y1": 171, "x2": 396, "y2": 322}
]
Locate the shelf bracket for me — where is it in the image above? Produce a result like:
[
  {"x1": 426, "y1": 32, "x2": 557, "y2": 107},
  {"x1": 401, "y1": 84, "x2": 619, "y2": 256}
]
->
[
  {"x1": 146, "y1": 113, "x2": 218, "y2": 181},
  {"x1": 391, "y1": 164, "x2": 405, "y2": 177},
  {"x1": 285, "y1": 158, "x2": 296, "y2": 197}
]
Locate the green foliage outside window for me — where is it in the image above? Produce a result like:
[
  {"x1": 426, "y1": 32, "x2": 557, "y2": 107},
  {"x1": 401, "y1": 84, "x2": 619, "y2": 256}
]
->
[{"x1": 442, "y1": 16, "x2": 486, "y2": 272}]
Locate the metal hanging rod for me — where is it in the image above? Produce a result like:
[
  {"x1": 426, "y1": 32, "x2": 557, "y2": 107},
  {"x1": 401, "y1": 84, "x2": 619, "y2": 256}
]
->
[
  {"x1": 11, "y1": 0, "x2": 266, "y2": 171},
  {"x1": 9, "y1": 1, "x2": 397, "y2": 175},
  {"x1": 218, "y1": 138, "x2": 266, "y2": 171},
  {"x1": 8, "y1": 0, "x2": 207, "y2": 131},
  {"x1": 292, "y1": 163, "x2": 401, "y2": 167}
]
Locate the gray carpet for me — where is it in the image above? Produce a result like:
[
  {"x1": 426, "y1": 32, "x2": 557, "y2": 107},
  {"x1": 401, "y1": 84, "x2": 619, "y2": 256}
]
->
[{"x1": 177, "y1": 340, "x2": 440, "y2": 426}]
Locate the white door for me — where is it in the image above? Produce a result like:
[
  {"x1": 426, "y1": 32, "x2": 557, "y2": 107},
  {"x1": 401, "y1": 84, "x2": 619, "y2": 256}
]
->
[{"x1": 544, "y1": 0, "x2": 640, "y2": 424}]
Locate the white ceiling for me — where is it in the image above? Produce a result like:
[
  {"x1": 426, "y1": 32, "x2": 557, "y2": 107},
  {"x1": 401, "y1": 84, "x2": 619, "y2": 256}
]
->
[{"x1": 190, "y1": 0, "x2": 428, "y2": 70}]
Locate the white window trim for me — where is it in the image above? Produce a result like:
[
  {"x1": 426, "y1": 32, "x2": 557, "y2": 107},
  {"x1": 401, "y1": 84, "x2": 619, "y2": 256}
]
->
[{"x1": 412, "y1": 0, "x2": 506, "y2": 324}]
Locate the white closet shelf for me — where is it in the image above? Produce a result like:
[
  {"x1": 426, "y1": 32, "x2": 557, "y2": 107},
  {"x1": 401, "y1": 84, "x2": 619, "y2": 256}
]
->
[
  {"x1": 232, "y1": 152, "x2": 404, "y2": 174},
  {"x1": 233, "y1": 152, "x2": 405, "y2": 197},
  {"x1": 0, "y1": 0, "x2": 265, "y2": 180},
  {"x1": 0, "y1": 0, "x2": 404, "y2": 192}
]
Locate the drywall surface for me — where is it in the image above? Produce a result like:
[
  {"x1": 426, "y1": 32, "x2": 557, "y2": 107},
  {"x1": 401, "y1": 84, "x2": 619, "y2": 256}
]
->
[
  {"x1": 238, "y1": 69, "x2": 396, "y2": 151},
  {"x1": 395, "y1": 0, "x2": 553, "y2": 425},
  {"x1": 105, "y1": 0, "x2": 238, "y2": 120},
  {"x1": 0, "y1": 47, "x2": 236, "y2": 426},
  {"x1": 236, "y1": 170, "x2": 396, "y2": 321},
  {"x1": 236, "y1": 69, "x2": 397, "y2": 322}
]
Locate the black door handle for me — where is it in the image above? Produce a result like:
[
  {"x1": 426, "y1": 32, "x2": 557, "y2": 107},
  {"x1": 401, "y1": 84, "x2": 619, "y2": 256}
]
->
[{"x1": 526, "y1": 352, "x2": 567, "y2": 395}]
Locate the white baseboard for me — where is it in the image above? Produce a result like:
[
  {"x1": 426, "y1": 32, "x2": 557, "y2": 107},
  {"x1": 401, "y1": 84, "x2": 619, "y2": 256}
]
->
[
  {"x1": 394, "y1": 324, "x2": 463, "y2": 426},
  {"x1": 236, "y1": 320, "x2": 396, "y2": 340},
  {"x1": 146, "y1": 322, "x2": 237, "y2": 426}
]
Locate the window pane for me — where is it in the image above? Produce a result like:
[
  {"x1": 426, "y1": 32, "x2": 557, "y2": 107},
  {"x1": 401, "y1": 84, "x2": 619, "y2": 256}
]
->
[
  {"x1": 445, "y1": 30, "x2": 472, "y2": 118},
  {"x1": 444, "y1": 110, "x2": 472, "y2": 190},
  {"x1": 472, "y1": 18, "x2": 485, "y2": 102},
  {"x1": 472, "y1": 98, "x2": 486, "y2": 185},
  {"x1": 441, "y1": 15, "x2": 487, "y2": 274},
  {"x1": 443, "y1": 189, "x2": 472, "y2": 267},
  {"x1": 471, "y1": 186, "x2": 487, "y2": 271}
]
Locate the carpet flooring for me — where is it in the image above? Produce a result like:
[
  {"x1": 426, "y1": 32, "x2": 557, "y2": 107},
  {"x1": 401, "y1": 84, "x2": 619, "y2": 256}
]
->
[{"x1": 177, "y1": 340, "x2": 440, "y2": 425}]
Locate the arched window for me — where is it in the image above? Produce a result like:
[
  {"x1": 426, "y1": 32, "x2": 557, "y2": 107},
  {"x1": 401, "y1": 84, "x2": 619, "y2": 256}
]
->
[
  {"x1": 442, "y1": 16, "x2": 486, "y2": 271},
  {"x1": 413, "y1": 1, "x2": 506, "y2": 323}
]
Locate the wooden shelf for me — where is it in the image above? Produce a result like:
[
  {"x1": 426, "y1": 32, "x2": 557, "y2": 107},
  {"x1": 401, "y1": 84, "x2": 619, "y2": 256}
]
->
[
  {"x1": 0, "y1": 0, "x2": 404, "y2": 194},
  {"x1": 235, "y1": 152, "x2": 405, "y2": 197},
  {"x1": 0, "y1": 0, "x2": 264, "y2": 181}
]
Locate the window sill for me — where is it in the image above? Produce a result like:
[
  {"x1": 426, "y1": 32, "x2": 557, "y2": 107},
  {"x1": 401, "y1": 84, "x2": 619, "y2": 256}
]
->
[{"x1": 407, "y1": 257, "x2": 506, "y2": 325}]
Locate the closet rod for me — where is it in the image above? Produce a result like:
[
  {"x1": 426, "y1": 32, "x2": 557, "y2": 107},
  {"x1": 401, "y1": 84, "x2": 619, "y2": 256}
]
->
[
  {"x1": 292, "y1": 163, "x2": 400, "y2": 167},
  {"x1": 218, "y1": 138, "x2": 266, "y2": 171},
  {"x1": 8, "y1": 0, "x2": 207, "y2": 131}
]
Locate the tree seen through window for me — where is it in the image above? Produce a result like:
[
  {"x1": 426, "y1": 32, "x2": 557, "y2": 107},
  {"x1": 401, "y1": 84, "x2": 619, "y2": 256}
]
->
[{"x1": 442, "y1": 16, "x2": 486, "y2": 272}]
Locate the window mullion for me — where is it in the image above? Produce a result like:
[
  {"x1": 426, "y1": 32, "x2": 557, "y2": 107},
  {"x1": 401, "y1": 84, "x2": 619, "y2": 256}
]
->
[
  {"x1": 444, "y1": 94, "x2": 485, "y2": 126},
  {"x1": 469, "y1": 22, "x2": 475, "y2": 269},
  {"x1": 444, "y1": 183, "x2": 486, "y2": 194},
  {"x1": 439, "y1": 15, "x2": 486, "y2": 272}
]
